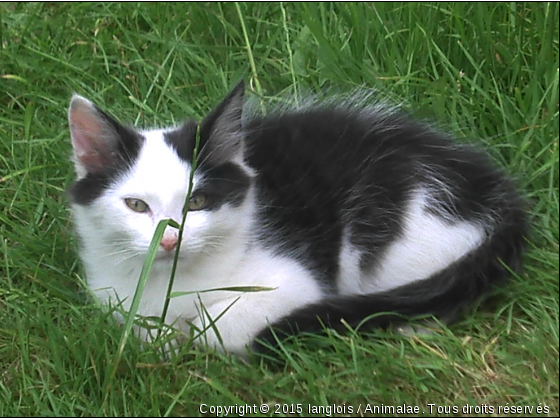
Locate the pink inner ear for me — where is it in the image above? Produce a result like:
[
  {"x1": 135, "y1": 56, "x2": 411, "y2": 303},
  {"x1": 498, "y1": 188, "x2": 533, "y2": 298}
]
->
[{"x1": 70, "y1": 104, "x2": 111, "y2": 173}]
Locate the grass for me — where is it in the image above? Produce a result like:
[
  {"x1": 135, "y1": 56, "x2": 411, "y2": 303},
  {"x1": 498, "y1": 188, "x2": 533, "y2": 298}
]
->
[{"x1": 0, "y1": 2, "x2": 558, "y2": 416}]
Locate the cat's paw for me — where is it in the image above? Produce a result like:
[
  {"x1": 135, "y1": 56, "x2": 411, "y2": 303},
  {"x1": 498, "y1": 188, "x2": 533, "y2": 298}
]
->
[
  {"x1": 188, "y1": 308, "x2": 253, "y2": 358},
  {"x1": 189, "y1": 316, "x2": 227, "y2": 353}
]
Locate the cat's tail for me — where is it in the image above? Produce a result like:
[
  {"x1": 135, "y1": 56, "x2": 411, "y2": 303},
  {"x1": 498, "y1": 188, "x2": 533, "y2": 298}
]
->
[{"x1": 254, "y1": 201, "x2": 528, "y2": 353}]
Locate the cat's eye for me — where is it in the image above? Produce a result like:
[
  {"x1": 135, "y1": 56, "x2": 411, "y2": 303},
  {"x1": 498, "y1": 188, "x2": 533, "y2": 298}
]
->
[
  {"x1": 124, "y1": 198, "x2": 150, "y2": 213},
  {"x1": 188, "y1": 194, "x2": 207, "y2": 211}
]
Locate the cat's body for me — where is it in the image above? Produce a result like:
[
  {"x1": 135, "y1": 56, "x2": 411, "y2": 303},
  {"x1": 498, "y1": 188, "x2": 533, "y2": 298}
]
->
[{"x1": 68, "y1": 82, "x2": 527, "y2": 357}]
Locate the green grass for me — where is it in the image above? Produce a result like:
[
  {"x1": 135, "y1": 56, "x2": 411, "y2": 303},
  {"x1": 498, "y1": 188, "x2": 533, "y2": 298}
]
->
[{"x1": 0, "y1": 2, "x2": 558, "y2": 416}]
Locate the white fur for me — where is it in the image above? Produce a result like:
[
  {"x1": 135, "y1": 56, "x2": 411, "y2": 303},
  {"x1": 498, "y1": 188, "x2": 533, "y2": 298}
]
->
[
  {"x1": 365, "y1": 189, "x2": 485, "y2": 293},
  {"x1": 333, "y1": 189, "x2": 485, "y2": 296},
  {"x1": 336, "y1": 226, "x2": 363, "y2": 294},
  {"x1": 72, "y1": 131, "x2": 324, "y2": 356}
]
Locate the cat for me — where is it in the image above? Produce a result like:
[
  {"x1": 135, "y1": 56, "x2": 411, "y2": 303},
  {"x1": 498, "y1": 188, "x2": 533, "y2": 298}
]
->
[{"x1": 67, "y1": 81, "x2": 527, "y2": 358}]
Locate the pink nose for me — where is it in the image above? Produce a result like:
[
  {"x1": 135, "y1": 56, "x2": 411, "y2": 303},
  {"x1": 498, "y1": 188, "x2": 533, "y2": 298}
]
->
[{"x1": 160, "y1": 234, "x2": 178, "y2": 252}]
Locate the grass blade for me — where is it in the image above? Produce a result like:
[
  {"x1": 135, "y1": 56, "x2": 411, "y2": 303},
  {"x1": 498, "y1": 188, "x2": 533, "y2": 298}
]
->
[{"x1": 102, "y1": 218, "x2": 172, "y2": 404}]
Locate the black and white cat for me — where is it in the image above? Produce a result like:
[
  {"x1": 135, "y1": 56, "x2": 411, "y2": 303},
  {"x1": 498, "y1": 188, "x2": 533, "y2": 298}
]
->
[{"x1": 68, "y1": 82, "x2": 527, "y2": 357}]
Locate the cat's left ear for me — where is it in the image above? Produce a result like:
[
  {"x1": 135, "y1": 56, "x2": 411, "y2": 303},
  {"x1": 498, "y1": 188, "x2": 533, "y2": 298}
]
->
[{"x1": 199, "y1": 81, "x2": 245, "y2": 165}]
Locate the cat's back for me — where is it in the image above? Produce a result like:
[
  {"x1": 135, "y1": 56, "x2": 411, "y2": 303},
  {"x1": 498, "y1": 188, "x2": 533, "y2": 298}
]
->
[
  {"x1": 244, "y1": 106, "x2": 384, "y2": 177},
  {"x1": 243, "y1": 103, "x2": 516, "y2": 212},
  {"x1": 243, "y1": 104, "x2": 480, "y2": 199}
]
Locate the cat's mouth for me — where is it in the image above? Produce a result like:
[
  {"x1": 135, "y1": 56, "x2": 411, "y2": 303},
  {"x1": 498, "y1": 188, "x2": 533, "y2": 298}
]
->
[{"x1": 155, "y1": 251, "x2": 183, "y2": 261}]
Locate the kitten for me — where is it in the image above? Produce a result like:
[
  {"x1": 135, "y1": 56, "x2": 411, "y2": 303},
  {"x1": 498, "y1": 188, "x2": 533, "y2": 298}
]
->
[{"x1": 68, "y1": 82, "x2": 527, "y2": 357}]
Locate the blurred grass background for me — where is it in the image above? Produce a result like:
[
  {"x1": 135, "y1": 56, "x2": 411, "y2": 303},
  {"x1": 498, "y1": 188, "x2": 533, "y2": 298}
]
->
[{"x1": 0, "y1": 2, "x2": 558, "y2": 416}]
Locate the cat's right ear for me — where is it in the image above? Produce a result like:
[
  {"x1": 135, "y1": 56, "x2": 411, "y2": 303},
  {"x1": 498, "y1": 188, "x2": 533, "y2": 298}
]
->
[{"x1": 68, "y1": 95, "x2": 120, "y2": 178}]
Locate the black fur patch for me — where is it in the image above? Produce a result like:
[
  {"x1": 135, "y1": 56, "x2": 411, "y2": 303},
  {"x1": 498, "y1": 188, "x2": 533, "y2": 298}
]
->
[
  {"x1": 164, "y1": 123, "x2": 251, "y2": 210},
  {"x1": 163, "y1": 120, "x2": 198, "y2": 163},
  {"x1": 195, "y1": 162, "x2": 251, "y2": 210}
]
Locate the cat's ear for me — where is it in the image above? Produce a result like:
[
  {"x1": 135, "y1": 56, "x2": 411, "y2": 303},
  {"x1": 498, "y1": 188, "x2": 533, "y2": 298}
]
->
[
  {"x1": 199, "y1": 81, "x2": 245, "y2": 165},
  {"x1": 68, "y1": 95, "x2": 121, "y2": 177}
]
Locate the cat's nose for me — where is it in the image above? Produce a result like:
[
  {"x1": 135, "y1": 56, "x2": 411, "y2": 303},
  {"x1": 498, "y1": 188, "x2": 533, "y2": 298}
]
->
[{"x1": 160, "y1": 233, "x2": 178, "y2": 252}]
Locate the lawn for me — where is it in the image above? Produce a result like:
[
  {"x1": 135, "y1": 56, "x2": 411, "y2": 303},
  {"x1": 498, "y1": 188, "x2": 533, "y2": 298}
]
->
[{"x1": 0, "y1": 2, "x2": 558, "y2": 417}]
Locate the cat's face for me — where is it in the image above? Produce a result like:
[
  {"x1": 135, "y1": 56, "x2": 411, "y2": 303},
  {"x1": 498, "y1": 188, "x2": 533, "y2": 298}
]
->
[{"x1": 68, "y1": 83, "x2": 252, "y2": 265}]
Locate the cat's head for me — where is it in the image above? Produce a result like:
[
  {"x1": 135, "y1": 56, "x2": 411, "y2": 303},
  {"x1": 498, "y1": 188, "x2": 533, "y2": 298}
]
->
[{"x1": 68, "y1": 82, "x2": 254, "y2": 265}]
